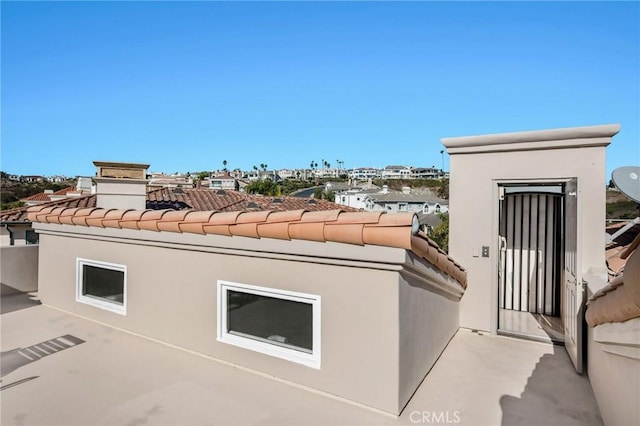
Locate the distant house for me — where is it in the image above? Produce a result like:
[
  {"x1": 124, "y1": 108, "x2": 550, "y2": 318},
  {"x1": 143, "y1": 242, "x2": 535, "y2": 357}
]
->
[
  {"x1": 147, "y1": 173, "x2": 193, "y2": 188},
  {"x1": 348, "y1": 167, "x2": 380, "y2": 180},
  {"x1": 21, "y1": 175, "x2": 45, "y2": 183},
  {"x1": 47, "y1": 175, "x2": 70, "y2": 183},
  {"x1": 364, "y1": 192, "x2": 449, "y2": 214},
  {"x1": 411, "y1": 167, "x2": 440, "y2": 179},
  {"x1": 334, "y1": 188, "x2": 382, "y2": 210},
  {"x1": 381, "y1": 165, "x2": 412, "y2": 180},
  {"x1": 276, "y1": 169, "x2": 297, "y2": 180},
  {"x1": 209, "y1": 175, "x2": 239, "y2": 191}
]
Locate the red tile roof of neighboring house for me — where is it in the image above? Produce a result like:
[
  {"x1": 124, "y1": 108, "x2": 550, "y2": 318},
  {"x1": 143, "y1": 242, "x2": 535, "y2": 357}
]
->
[
  {"x1": 27, "y1": 205, "x2": 467, "y2": 287},
  {"x1": 1, "y1": 194, "x2": 97, "y2": 223},
  {"x1": 146, "y1": 188, "x2": 247, "y2": 211},
  {"x1": 146, "y1": 188, "x2": 362, "y2": 213},
  {"x1": 20, "y1": 186, "x2": 77, "y2": 202},
  {"x1": 0, "y1": 206, "x2": 32, "y2": 223}
]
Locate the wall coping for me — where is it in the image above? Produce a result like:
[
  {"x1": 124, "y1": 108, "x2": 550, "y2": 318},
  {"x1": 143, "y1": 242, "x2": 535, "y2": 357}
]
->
[{"x1": 442, "y1": 124, "x2": 620, "y2": 154}]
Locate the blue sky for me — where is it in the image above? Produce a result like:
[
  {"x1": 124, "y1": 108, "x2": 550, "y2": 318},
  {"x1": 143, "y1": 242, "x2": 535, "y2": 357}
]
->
[{"x1": 2, "y1": 1, "x2": 638, "y2": 178}]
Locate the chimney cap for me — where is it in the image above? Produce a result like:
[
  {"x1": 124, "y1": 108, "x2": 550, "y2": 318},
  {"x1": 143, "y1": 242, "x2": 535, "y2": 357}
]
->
[
  {"x1": 93, "y1": 161, "x2": 150, "y2": 181},
  {"x1": 93, "y1": 161, "x2": 150, "y2": 169}
]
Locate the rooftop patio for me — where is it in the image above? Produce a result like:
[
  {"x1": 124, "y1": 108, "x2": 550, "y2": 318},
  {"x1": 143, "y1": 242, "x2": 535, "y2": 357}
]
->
[{"x1": 1, "y1": 292, "x2": 602, "y2": 426}]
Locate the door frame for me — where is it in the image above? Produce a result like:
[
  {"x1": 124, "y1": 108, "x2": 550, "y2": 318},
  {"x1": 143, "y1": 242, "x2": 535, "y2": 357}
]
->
[{"x1": 490, "y1": 178, "x2": 579, "y2": 338}]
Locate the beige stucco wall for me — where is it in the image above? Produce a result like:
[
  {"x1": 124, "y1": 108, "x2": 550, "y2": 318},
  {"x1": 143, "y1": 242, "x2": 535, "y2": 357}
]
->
[
  {"x1": 1, "y1": 244, "x2": 39, "y2": 294},
  {"x1": 37, "y1": 228, "x2": 422, "y2": 413},
  {"x1": 443, "y1": 125, "x2": 616, "y2": 332},
  {"x1": 587, "y1": 319, "x2": 640, "y2": 426},
  {"x1": 95, "y1": 179, "x2": 147, "y2": 210},
  {"x1": 398, "y1": 268, "x2": 460, "y2": 410}
]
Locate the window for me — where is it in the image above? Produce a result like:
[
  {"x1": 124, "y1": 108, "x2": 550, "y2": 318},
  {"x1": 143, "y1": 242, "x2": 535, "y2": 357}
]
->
[
  {"x1": 398, "y1": 203, "x2": 408, "y2": 211},
  {"x1": 217, "y1": 281, "x2": 321, "y2": 369},
  {"x1": 76, "y1": 258, "x2": 126, "y2": 315},
  {"x1": 25, "y1": 229, "x2": 39, "y2": 245},
  {"x1": 435, "y1": 204, "x2": 441, "y2": 213}
]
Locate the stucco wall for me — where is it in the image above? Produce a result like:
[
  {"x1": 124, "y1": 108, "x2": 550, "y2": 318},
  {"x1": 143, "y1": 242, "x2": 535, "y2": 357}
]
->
[
  {"x1": 447, "y1": 145, "x2": 608, "y2": 331},
  {"x1": 398, "y1": 270, "x2": 460, "y2": 410},
  {"x1": 37, "y1": 231, "x2": 406, "y2": 413},
  {"x1": 1, "y1": 244, "x2": 39, "y2": 293},
  {"x1": 587, "y1": 319, "x2": 640, "y2": 425}
]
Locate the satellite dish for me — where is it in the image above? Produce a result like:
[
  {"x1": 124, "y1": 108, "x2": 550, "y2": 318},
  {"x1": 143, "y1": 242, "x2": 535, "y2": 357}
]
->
[{"x1": 612, "y1": 166, "x2": 640, "y2": 203}]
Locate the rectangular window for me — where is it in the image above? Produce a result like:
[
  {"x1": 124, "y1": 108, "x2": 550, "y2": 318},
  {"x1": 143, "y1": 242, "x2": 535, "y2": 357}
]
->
[
  {"x1": 217, "y1": 281, "x2": 321, "y2": 369},
  {"x1": 76, "y1": 258, "x2": 126, "y2": 315},
  {"x1": 25, "y1": 229, "x2": 39, "y2": 245}
]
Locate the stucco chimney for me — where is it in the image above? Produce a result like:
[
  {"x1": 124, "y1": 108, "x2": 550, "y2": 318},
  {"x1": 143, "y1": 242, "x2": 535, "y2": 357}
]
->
[
  {"x1": 76, "y1": 176, "x2": 93, "y2": 192},
  {"x1": 93, "y1": 161, "x2": 149, "y2": 210}
]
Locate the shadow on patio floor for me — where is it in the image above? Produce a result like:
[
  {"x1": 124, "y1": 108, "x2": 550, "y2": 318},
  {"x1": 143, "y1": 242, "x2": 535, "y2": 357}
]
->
[
  {"x1": 500, "y1": 343, "x2": 603, "y2": 425},
  {"x1": 0, "y1": 286, "x2": 41, "y2": 315}
]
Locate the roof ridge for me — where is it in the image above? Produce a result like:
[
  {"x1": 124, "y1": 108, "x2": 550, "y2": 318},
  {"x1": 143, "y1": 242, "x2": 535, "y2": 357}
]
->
[{"x1": 27, "y1": 206, "x2": 466, "y2": 287}]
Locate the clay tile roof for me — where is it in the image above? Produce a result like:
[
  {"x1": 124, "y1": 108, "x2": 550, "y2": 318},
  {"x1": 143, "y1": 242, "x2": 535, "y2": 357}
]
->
[
  {"x1": 28, "y1": 206, "x2": 467, "y2": 287},
  {"x1": 5, "y1": 188, "x2": 356, "y2": 224},
  {"x1": 1, "y1": 206, "x2": 32, "y2": 223},
  {"x1": 20, "y1": 186, "x2": 76, "y2": 202}
]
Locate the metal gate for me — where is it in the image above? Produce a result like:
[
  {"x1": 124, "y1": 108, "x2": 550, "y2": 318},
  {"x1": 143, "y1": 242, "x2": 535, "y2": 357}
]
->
[{"x1": 499, "y1": 190, "x2": 562, "y2": 316}]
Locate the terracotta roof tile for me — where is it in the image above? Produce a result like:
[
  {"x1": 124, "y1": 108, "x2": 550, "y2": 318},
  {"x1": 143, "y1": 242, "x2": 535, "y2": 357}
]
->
[
  {"x1": 156, "y1": 210, "x2": 193, "y2": 233},
  {"x1": 70, "y1": 208, "x2": 101, "y2": 226},
  {"x1": 20, "y1": 186, "x2": 76, "y2": 202},
  {"x1": 289, "y1": 222, "x2": 326, "y2": 242},
  {"x1": 85, "y1": 209, "x2": 114, "y2": 228},
  {"x1": 4, "y1": 188, "x2": 357, "y2": 224},
  {"x1": 298, "y1": 210, "x2": 342, "y2": 223},
  {"x1": 27, "y1": 205, "x2": 467, "y2": 287},
  {"x1": 208, "y1": 211, "x2": 242, "y2": 225},
  {"x1": 334, "y1": 211, "x2": 384, "y2": 224}
]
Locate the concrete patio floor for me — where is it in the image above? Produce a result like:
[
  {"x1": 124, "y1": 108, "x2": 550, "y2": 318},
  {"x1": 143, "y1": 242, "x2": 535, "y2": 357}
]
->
[{"x1": 1, "y1": 293, "x2": 602, "y2": 426}]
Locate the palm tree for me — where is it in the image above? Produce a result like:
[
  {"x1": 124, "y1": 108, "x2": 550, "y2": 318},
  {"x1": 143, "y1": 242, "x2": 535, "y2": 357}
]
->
[{"x1": 222, "y1": 160, "x2": 227, "y2": 171}]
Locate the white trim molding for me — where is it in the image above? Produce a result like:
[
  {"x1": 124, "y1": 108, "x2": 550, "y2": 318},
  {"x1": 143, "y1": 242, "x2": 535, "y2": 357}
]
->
[
  {"x1": 217, "y1": 280, "x2": 321, "y2": 369},
  {"x1": 76, "y1": 258, "x2": 127, "y2": 315}
]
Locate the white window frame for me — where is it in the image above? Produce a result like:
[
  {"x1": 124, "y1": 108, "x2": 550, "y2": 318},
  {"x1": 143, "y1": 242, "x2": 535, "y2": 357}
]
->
[
  {"x1": 76, "y1": 258, "x2": 127, "y2": 315},
  {"x1": 217, "y1": 280, "x2": 321, "y2": 369}
]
